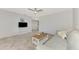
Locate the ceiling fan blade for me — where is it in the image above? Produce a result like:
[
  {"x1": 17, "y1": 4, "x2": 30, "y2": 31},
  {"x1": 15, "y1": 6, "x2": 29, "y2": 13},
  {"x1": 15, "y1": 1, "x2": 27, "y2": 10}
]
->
[
  {"x1": 28, "y1": 8, "x2": 34, "y2": 11},
  {"x1": 37, "y1": 9, "x2": 43, "y2": 12}
]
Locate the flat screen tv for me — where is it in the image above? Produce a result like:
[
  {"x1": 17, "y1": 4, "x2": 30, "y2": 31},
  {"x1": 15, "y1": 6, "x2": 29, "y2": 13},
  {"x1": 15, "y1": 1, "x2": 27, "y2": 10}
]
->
[{"x1": 18, "y1": 22, "x2": 28, "y2": 28}]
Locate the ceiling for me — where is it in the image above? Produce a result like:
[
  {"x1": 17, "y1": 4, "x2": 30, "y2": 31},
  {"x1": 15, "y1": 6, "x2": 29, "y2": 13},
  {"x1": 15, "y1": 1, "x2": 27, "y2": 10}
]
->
[{"x1": 0, "y1": 8, "x2": 72, "y2": 19}]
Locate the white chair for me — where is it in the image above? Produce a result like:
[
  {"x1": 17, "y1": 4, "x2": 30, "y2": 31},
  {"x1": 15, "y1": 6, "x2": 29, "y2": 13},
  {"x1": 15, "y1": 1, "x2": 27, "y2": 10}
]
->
[{"x1": 67, "y1": 30, "x2": 79, "y2": 50}]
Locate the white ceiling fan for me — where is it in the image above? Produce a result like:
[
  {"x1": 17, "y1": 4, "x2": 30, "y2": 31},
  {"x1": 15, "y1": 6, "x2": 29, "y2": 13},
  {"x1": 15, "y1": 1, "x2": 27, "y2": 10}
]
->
[
  {"x1": 28, "y1": 8, "x2": 43, "y2": 20},
  {"x1": 28, "y1": 8, "x2": 43, "y2": 14}
]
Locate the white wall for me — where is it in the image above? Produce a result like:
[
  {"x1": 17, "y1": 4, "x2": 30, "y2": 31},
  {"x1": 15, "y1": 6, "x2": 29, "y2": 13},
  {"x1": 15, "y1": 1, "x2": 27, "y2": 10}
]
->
[
  {"x1": 0, "y1": 10, "x2": 32, "y2": 38},
  {"x1": 39, "y1": 9, "x2": 73, "y2": 34},
  {"x1": 73, "y1": 8, "x2": 79, "y2": 29},
  {"x1": 67, "y1": 8, "x2": 79, "y2": 50}
]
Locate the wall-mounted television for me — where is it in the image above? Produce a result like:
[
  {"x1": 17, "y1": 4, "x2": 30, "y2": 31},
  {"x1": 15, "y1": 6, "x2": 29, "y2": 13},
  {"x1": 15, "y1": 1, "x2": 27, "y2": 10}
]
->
[{"x1": 18, "y1": 22, "x2": 28, "y2": 28}]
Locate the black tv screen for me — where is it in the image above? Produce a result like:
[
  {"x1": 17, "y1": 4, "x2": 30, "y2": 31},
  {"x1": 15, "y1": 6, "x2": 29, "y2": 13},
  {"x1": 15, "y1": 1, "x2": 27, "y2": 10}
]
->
[{"x1": 18, "y1": 22, "x2": 28, "y2": 28}]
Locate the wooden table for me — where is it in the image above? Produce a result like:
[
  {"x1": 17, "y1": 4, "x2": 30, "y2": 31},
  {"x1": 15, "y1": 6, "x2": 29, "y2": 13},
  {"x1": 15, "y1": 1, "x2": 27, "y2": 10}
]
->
[{"x1": 32, "y1": 32, "x2": 48, "y2": 45}]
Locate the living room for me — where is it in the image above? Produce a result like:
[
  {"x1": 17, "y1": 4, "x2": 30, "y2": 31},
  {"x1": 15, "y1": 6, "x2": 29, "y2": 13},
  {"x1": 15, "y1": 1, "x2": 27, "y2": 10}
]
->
[{"x1": 0, "y1": 8, "x2": 79, "y2": 50}]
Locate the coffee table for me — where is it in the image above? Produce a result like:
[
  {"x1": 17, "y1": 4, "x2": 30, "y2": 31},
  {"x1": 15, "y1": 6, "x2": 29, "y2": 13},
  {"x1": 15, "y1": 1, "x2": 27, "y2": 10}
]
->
[{"x1": 32, "y1": 32, "x2": 49, "y2": 46}]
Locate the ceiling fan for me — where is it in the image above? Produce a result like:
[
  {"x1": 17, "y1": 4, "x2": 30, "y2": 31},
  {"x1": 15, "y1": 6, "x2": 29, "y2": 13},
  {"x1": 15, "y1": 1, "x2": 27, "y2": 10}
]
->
[
  {"x1": 28, "y1": 8, "x2": 43, "y2": 20},
  {"x1": 28, "y1": 8, "x2": 43, "y2": 14}
]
